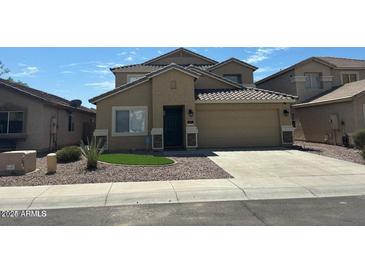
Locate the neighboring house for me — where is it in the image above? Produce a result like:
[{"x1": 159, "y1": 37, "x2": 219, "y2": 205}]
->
[
  {"x1": 293, "y1": 80, "x2": 365, "y2": 145},
  {"x1": 89, "y1": 48, "x2": 296, "y2": 151},
  {"x1": 256, "y1": 56, "x2": 365, "y2": 145},
  {"x1": 0, "y1": 79, "x2": 96, "y2": 153}
]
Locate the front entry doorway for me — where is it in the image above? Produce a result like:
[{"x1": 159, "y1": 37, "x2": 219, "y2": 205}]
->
[{"x1": 163, "y1": 106, "x2": 184, "y2": 149}]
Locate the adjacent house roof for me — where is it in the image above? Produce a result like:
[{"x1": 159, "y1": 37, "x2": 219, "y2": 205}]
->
[
  {"x1": 195, "y1": 88, "x2": 297, "y2": 103},
  {"x1": 256, "y1": 56, "x2": 365, "y2": 85},
  {"x1": 143, "y1": 47, "x2": 218, "y2": 65},
  {"x1": 90, "y1": 63, "x2": 201, "y2": 104},
  {"x1": 208, "y1": 58, "x2": 258, "y2": 71},
  {"x1": 315, "y1": 57, "x2": 365, "y2": 69},
  {"x1": 294, "y1": 79, "x2": 365, "y2": 108},
  {"x1": 0, "y1": 78, "x2": 95, "y2": 114}
]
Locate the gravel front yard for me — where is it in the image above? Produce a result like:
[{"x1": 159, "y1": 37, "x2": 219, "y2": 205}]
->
[
  {"x1": 295, "y1": 141, "x2": 365, "y2": 165},
  {"x1": 0, "y1": 156, "x2": 232, "y2": 187}
]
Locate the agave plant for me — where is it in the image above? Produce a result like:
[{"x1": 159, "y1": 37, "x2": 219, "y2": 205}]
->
[{"x1": 80, "y1": 137, "x2": 104, "y2": 170}]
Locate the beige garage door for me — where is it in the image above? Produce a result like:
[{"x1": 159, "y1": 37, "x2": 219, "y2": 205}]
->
[{"x1": 197, "y1": 106, "x2": 281, "y2": 148}]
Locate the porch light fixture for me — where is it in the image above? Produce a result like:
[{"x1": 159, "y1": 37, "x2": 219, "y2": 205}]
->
[
  {"x1": 188, "y1": 109, "x2": 194, "y2": 117},
  {"x1": 283, "y1": 109, "x2": 289, "y2": 116}
]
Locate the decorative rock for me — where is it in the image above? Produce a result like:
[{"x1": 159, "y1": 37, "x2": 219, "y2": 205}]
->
[{"x1": 47, "y1": 153, "x2": 57, "y2": 174}]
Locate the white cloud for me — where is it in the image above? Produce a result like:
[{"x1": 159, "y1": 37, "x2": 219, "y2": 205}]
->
[
  {"x1": 244, "y1": 47, "x2": 288, "y2": 64},
  {"x1": 118, "y1": 51, "x2": 127, "y2": 56},
  {"x1": 11, "y1": 66, "x2": 39, "y2": 77},
  {"x1": 61, "y1": 70, "x2": 73, "y2": 74},
  {"x1": 255, "y1": 66, "x2": 281, "y2": 74},
  {"x1": 124, "y1": 56, "x2": 133, "y2": 62},
  {"x1": 85, "y1": 81, "x2": 114, "y2": 90},
  {"x1": 157, "y1": 50, "x2": 164, "y2": 55},
  {"x1": 80, "y1": 69, "x2": 110, "y2": 75}
]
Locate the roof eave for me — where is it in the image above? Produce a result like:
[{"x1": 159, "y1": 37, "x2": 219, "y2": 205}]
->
[
  {"x1": 195, "y1": 99, "x2": 297, "y2": 104},
  {"x1": 293, "y1": 97, "x2": 353, "y2": 108}
]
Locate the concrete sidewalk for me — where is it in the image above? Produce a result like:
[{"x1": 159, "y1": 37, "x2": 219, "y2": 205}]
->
[{"x1": 2, "y1": 173, "x2": 365, "y2": 210}]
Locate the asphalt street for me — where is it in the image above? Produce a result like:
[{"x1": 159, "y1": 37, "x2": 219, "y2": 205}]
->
[{"x1": 2, "y1": 195, "x2": 365, "y2": 225}]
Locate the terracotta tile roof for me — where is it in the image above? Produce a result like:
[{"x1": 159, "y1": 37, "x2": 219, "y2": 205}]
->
[
  {"x1": 195, "y1": 88, "x2": 297, "y2": 103},
  {"x1": 294, "y1": 79, "x2": 365, "y2": 107},
  {"x1": 0, "y1": 78, "x2": 95, "y2": 114},
  {"x1": 316, "y1": 57, "x2": 365, "y2": 68},
  {"x1": 110, "y1": 63, "x2": 212, "y2": 72}
]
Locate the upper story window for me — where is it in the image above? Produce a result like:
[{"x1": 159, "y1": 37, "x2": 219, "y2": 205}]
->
[
  {"x1": 223, "y1": 74, "x2": 242, "y2": 84},
  {"x1": 304, "y1": 72, "x2": 322, "y2": 89},
  {"x1": 127, "y1": 74, "x2": 145, "y2": 84},
  {"x1": 0, "y1": 111, "x2": 24, "y2": 134},
  {"x1": 112, "y1": 106, "x2": 148, "y2": 136},
  {"x1": 342, "y1": 72, "x2": 358, "y2": 84},
  {"x1": 68, "y1": 114, "x2": 75, "y2": 132}
]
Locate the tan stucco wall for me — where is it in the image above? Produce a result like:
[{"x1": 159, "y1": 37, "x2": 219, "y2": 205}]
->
[
  {"x1": 43, "y1": 105, "x2": 94, "y2": 149},
  {"x1": 295, "y1": 93, "x2": 365, "y2": 144},
  {"x1": 0, "y1": 86, "x2": 46, "y2": 150},
  {"x1": 114, "y1": 71, "x2": 150, "y2": 87},
  {"x1": 196, "y1": 103, "x2": 292, "y2": 148},
  {"x1": 209, "y1": 62, "x2": 254, "y2": 84},
  {"x1": 194, "y1": 74, "x2": 236, "y2": 89},
  {"x1": 0, "y1": 86, "x2": 95, "y2": 152},
  {"x1": 294, "y1": 61, "x2": 333, "y2": 102},
  {"x1": 151, "y1": 69, "x2": 196, "y2": 147},
  {"x1": 331, "y1": 69, "x2": 365, "y2": 87},
  {"x1": 95, "y1": 81, "x2": 153, "y2": 151},
  {"x1": 294, "y1": 101, "x2": 356, "y2": 144},
  {"x1": 256, "y1": 69, "x2": 296, "y2": 96},
  {"x1": 95, "y1": 69, "x2": 197, "y2": 151}
]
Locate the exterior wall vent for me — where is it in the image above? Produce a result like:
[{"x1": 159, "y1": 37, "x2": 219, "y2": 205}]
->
[
  {"x1": 186, "y1": 126, "x2": 198, "y2": 149},
  {"x1": 151, "y1": 128, "x2": 163, "y2": 150},
  {"x1": 281, "y1": 125, "x2": 294, "y2": 145}
]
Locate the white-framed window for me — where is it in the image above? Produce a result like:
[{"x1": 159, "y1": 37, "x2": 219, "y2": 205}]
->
[
  {"x1": 112, "y1": 106, "x2": 148, "y2": 136},
  {"x1": 68, "y1": 114, "x2": 75, "y2": 132},
  {"x1": 127, "y1": 74, "x2": 145, "y2": 84},
  {"x1": 341, "y1": 72, "x2": 359, "y2": 84},
  {"x1": 0, "y1": 111, "x2": 24, "y2": 134},
  {"x1": 304, "y1": 72, "x2": 322, "y2": 89}
]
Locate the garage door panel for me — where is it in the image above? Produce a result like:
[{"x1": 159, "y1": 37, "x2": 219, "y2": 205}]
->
[{"x1": 197, "y1": 108, "x2": 281, "y2": 147}]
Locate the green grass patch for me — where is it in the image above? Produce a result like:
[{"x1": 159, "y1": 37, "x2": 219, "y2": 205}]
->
[{"x1": 98, "y1": 153, "x2": 174, "y2": 166}]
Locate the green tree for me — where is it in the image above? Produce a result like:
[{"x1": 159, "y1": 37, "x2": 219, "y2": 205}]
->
[{"x1": 0, "y1": 60, "x2": 28, "y2": 87}]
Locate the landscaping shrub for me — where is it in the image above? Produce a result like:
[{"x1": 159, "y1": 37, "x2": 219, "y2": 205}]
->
[
  {"x1": 363, "y1": 148, "x2": 365, "y2": 160},
  {"x1": 80, "y1": 137, "x2": 104, "y2": 170},
  {"x1": 353, "y1": 129, "x2": 365, "y2": 149},
  {"x1": 56, "y1": 146, "x2": 81, "y2": 163}
]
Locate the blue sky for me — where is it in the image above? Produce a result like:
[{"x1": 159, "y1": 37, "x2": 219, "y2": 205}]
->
[{"x1": 1, "y1": 47, "x2": 365, "y2": 108}]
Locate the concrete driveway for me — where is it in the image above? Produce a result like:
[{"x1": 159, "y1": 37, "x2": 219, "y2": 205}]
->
[{"x1": 208, "y1": 149, "x2": 365, "y2": 199}]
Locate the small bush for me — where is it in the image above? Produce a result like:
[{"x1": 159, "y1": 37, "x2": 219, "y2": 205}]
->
[
  {"x1": 80, "y1": 137, "x2": 104, "y2": 170},
  {"x1": 56, "y1": 146, "x2": 81, "y2": 163},
  {"x1": 353, "y1": 129, "x2": 365, "y2": 149},
  {"x1": 362, "y1": 148, "x2": 365, "y2": 160}
]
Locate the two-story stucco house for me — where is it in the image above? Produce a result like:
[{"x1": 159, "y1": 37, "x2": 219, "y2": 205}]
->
[
  {"x1": 0, "y1": 79, "x2": 96, "y2": 153},
  {"x1": 89, "y1": 48, "x2": 296, "y2": 151},
  {"x1": 256, "y1": 57, "x2": 365, "y2": 145}
]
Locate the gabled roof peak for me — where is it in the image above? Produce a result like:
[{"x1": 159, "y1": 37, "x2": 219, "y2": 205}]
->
[
  {"x1": 143, "y1": 47, "x2": 218, "y2": 65},
  {"x1": 208, "y1": 57, "x2": 258, "y2": 71}
]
